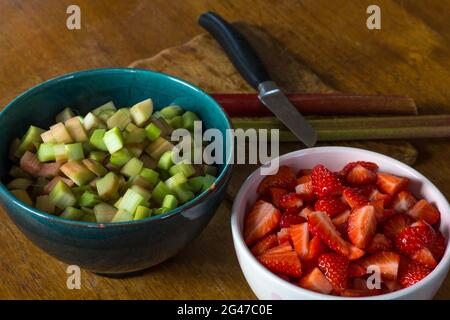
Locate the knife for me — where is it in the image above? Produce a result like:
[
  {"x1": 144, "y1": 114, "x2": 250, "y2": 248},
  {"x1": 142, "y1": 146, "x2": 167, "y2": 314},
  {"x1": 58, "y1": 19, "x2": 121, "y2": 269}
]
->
[{"x1": 198, "y1": 11, "x2": 317, "y2": 147}]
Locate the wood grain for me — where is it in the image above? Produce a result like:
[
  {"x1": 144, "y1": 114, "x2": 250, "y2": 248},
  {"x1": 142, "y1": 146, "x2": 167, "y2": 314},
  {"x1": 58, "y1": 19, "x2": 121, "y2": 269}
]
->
[{"x1": 0, "y1": 0, "x2": 449, "y2": 300}]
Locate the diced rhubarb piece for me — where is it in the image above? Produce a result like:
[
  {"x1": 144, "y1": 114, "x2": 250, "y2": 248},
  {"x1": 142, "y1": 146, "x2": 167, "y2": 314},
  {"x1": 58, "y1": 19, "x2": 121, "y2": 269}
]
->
[
  {"x1": 244, "y1": 200, "x2": 281, "y2": 246},
  {"x1": 112, "y1": 209, "x2": 134, "y2": 222},
  {"x1": 407, "y1": 199, "x2": 440, "y2": 225},
  {"x1": 290, "y1": 223, "x2": 309, "y2": 259},
  {"x1": 39, "y1": 162, "x2": 62, "y2": 178},
  {"x1": 35, "y1": 195, "x2": 56, "y2": 214},
  {"x1": 44, "y1": 176, "x2": 75, "y2": 194},
  {"x1": 60, "y1": 160, "x2": 95, "y2": 186},
  {"x1": 40, "y1": 130, "x2": 57, "y2": 144},
  {"x1": 153, "y1": 207, "x2": 170, "y2": 215},
  {"x1": 134, "y1": 206, "x2": 152, "y2": 220},
  {"x1": 159, "y1": 105, "x2": 184, "y2": 120},
  {"x1": 20, "y1": 151, "x2": 41, "y2": 176},
  {"x1": 162, "y1": 194, "x2": 178, "y2": 210},
  {"x1": 130, "y1": 98, "x2": 153, "y2": 127},
  {"x1": 145, "y1": 137, "x2": 174, "y2": 160},
  {"x1": 359, "y1": 251, "x2": 400, "y2": 280},
  {"x1": 173, "y1": 184, "x2": 195, "y2": 204},
  {"x1": 53, "y1": 144, "x2": 68, "y2": 163},
  {"x1": 157, "y1": 150, "x2": 174, "y2": 171},
  {"x1": 103, "y1": 127, "x2": 124, "y2": 154},
  {"x1": 15, "y1": 125, "x2": 45, "y2": 157},
  {"x1": 120, "y1": 157, "x2": 144, "y2": 178},
  {"x1": 169, "y1": 160, "x2": 196, "y2": 178},
  {"x1": 65, "y1": 143, "x2": 85, "y2": 161},
  {"x1": 151, "y1": 181, "x2": 172, "y2": 205},
  {"x1": 347, "y1": 204, "x2": 378, "y2": 249},
  {"x1": 93, "y1": 202, "x2": 117, "y2": 223},
  {"x1": 60, "y1": 207, "x2": 84, "y2": 221},
  {"x1": 80, "y1": 159, "x2": 106, "y2": 177},
  {"x1": 78, "y1": 191, "x2": 100, "y2": 208},
  {"x1": 299, "y1": 267, "x2": 333, "y2": 294},
  {"x1": 124, "y1": 128, "x2": 146, "y2": 144},
  {"x1": 140, "y1": 154, "x2": 157, "y2": 170},
  {"x1": 55, "y1": 107, "x2": 75, "y2": 123},
  {"x1": 145, "y1": 122, "x2": 162, "y2": 141},
  {"x1": 10, "y1": 189, "x2": 33, "y2": 206},
  {"x1": 50, "y1": 123, "x2": 73, "y2": 143},
  {"x1": 96, "y1": 172, "x2": 120, "y2": 200},
  {"x1": 89, "y1": 151, "x2": 107, "y2": 162},
  {"x1": 7, "y1": 178, "x2": 33, "y2": 190},
  {"x1": 376, "y1": 173, "x2": 409, "y2": 195},
  {"x1": 92, "y1": 101, "x2": 117, "y2": 121},
  {"x1": 127, "y1": 143, "x2": 145, "y2": 158},
  {"x1": 65, "y1": 117, "x2": 88, "y2": 142},
  {"x1": 89, "y1": 129, "x2": 108, "y2": 151},
  {"x1": 49, "y1": 181, "x2": 76, "y2": 209},
  {"x1": 181, "y1": 111, "x2": 200, "y2": 131},
  {"x1": 167, "y1": 115, "x2": 183, "y2": 129},
  {"x1": 106, "y1": 108, "x2": 131, "y2": 130},
  {"x1": 9, "y1": 165, "x2": 32, "y2": 179},
  {"x1": 37, "y1": 143, "x2": 56, "y2": 162},
  {"x1": 83, "y1": 112, "x2": 106, "y2": 131}
]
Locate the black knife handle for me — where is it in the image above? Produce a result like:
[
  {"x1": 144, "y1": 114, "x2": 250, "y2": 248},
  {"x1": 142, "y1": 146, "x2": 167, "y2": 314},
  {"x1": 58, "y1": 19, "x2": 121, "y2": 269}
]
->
[{"x1": 198, "y1": 11, "x2": 271, "y2": 89}]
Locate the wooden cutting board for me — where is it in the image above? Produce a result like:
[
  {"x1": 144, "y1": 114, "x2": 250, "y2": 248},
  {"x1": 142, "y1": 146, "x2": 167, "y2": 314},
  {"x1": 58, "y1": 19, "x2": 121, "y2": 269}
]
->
[{"x1": 129, "y1": 22, "x2": 418, "y2": 199}]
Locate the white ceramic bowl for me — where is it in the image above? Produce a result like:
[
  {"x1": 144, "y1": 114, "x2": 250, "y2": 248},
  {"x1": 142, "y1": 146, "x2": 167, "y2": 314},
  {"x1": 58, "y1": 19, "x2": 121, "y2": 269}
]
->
[{"x1": 231, "y1": 147, "x2": 450, "y2": 300}]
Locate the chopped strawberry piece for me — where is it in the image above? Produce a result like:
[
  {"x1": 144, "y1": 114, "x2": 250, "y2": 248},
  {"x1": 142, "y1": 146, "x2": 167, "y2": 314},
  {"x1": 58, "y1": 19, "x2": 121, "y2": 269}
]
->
[
  {"x1": 258, "y1": 249, "x2": 302, "y2": 278},
  {"x1": 318, "y1": 253, "x2": 350, "y2": 292},
  {"x1": 359, "y1": 251, "x2": 400, "y2": 280},
  {"x1": 341, "y1": 161, "x2": 378, "y2": 177},
  {"x1": 367, "y1": 233, "x2": 393, "y2": 254},
  {"x1": 429, "y1": 232, "x2": 446, "y2": 262},
  {"x1": 20, "y1": 151, "x2": 41, "y2": 177},
  {"x1": 376, "y1": 173, "x2": 409, "y2": 195},
  {"x1": 342, "y1": 188, "x2": 368, "y2": 209},
  {"x1": 279, "y1": 192, "x2": 303, "y2": 210},
  {"x1": 297, "y1": 169, "x2": 312, "y2": 177},
  {"x1": 311, "y1": 165, "x2": 343, "y2": 198},
  {"x1": 251, "y1": 234, "x2": 278, "y2": 256},
  {"x1": 295, "y1": 175, "x2": 314, "y2": 201},
  {"x1": 395, "y1": 223, "x2": 435, "y2": 256},
  {"x1": 371, "y1": 199, "x2": 385, "y2": 223},
  {"x1": 299, "y1": 267, "x2": 333, "y2": 294},
  {"x1": 264, "y1": 242, "x2": 293, "y2": 255},
  {"x1": 398, "y1": 258, "x2": 431, "y2": 288},
  {"x1": 345, "y1": 164, "x2": 377, "y2": 185},
  {"x1": 44, "y1": 176, "x2": 75, "y2": 194},
  {"x1": 257, "y1": 166, "x2": 297, "y2": 195},
  {"x1": 349, "y1": 263, "x2": 366, "y2": 278},
  {"x1": 299, "y1": 206, "x2": 314, "y2": 219},
  {"x1": 382, "y1": 209, "x2": 396, "y2": 220},
  {"x1": 407, "y1": 199, "x2": 440, "y2": 225},
  {"x1": 384, "y1": 280, "x2": 402, "y2": 292},
  {"x1": 347, "y1": 204, "x2": 378, "y2": 249},
  {"x1": 314, "y1": 195, "x2": 348, "y2": 218},
  {"x1": 279, "y1": 211, "x2": 306, "y2": 228},
  {"x1": 308, "y1": 211, "x2": 363, "y2": 260},
  {"x1": 331, "y1": 210, "x2": 350, "y2": 227},
  {"x1": 277, "y1": 227, "x2": 291, "y2": 245},
  {"x1": 383, "y1": 214, "x2": 413, "y2": 239},
  {"x1": 305, "y1": 235, "x2": 328, "y2": 261},
  {"x1": 290, "y1": 223, "x2": 309, "y2": 259},
  {"x1": 411, "y1": 247, "x2": 437, "y2": 268},
  {"x1": 369, "y1": 188, "x2": 392, "y2": 207},
  {"x1": 244, "y1": 200, "x2": 281, "y2": 246},
  {"x1": 391, "y1": 191, "x2": 417, "y2": 214},
  {"x1": 268, "y1": 187, "x2": 288, "y2": 208}
]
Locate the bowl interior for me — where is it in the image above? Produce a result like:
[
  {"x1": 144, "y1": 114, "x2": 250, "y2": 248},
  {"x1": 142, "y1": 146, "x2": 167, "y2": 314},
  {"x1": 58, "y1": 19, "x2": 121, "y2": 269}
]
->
[
  {"x1": 0, "y1": 68, "x2": 232, "y2": 221},
  {"x1": 232, "y1": 147, "x2": 450, "y2": 299}
]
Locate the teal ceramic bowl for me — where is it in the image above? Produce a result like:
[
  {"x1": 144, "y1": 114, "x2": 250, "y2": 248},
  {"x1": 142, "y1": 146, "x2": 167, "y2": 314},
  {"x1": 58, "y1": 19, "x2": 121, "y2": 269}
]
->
[{"x1": 0, "y1": 68, "x2": 233, "y2": 274}]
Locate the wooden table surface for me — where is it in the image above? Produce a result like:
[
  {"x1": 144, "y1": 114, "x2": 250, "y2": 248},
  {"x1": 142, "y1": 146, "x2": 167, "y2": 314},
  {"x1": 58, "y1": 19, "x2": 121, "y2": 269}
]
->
[{"x1": 1, "y1": 0, "x2": 449, "y2": 299}]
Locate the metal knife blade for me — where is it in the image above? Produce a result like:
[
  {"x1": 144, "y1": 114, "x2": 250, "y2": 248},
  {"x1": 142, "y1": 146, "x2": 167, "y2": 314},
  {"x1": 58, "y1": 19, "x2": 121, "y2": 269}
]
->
[{"x1": 258, "y1": 81, "x2": 317, "y2": 147}]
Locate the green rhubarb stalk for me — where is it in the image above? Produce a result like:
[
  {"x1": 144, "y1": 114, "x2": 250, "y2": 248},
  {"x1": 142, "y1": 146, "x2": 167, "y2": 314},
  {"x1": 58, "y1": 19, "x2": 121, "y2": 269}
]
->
[{"x1": 232, "y1": 115, "x2": 450, "y2": 141}]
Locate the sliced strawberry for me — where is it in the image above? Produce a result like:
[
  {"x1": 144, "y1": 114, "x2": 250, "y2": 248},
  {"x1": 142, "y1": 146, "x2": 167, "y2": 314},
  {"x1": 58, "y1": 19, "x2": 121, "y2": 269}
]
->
[
  {"x1": 411, "y1": 247, "x2": 437, "y2": 268},
  {"x1": 382, "y1": 209, "x2": 396, "y2": 220},
  {"x1": 290, "y1": 223, "x2": 309, "y2": 259},
  {"x1": 277, "y1": 227, "x2": 291, "y2": 245},
  {"x1": 251, "y1": 234, "x2": 278, "y2": 256},
  {"x1": 349, "y1": 263, "x2": 367, "y2": 278},
  {"x1": 345, "y1": 164, "x2": 377, "y2": 185},
  {"x1": 258, "y1": 249, "x2": 302, "y2": 278},
  {"x1": 371, "y1": 199, "x2": 385, "y2": 223},
  {"x1": 314, "y1": 196, "x2": 348, "y2": 218},
  {"x1": 295, "y1": 175, "x2": 314, "y2": 201},
  {"x1": 376, "y1": 173, "x2": 409, "y2": 195},
  {"x1": 429, "y1": 232, "x2": 446, "y2": 262},
  {"x1": 20, "y1": 151, "x2": 41, "y2": 176},
  {"x1": 342, "y1": 188, "x2": 368, "y2": 209},
  {"x1": 341, "y1": 161, "x2": 378, "y2": 177},
  {"x1": 257, "y1": 166, "x2": 297, "y2": 195},
  {"x1": 299, "y1": 206, "x2": 314, "y2": 219},
  {"x1": 299, "y1": 267, "x2": 333, "y2": 294},
  {"x1": 244, "y1": 200, "x2": 281, "y2": 245},
  {"x1": 318, "y1": 253, "x2": 350, "y2": 292},
  {"x1": 391, "y1": 191, "x2": 416, "y2": 214},
  {"x1": 395, "y1": 223, "x2": 435, "y2": 256},
  {"x1": 359, "y1": 251, "x2": 400, "y2": 280},
  {"x1": 264, "y1": 242, "x2": 293, "y2": 255},
  {"x1": 367, "y1": 233, "x2": 393, "y2": 254},
  {"x1": 332, "y1": 210, "x2": 350, "y2": 230},
  {"x1": 308, "y1": 211, "x2": 364, "y2": 260},
  {"x1": 279, "y1": 211, "x2": 306, "y2": 228},
  {"x1": 279, "y1": 192, "x2": 303, "y2": 210},
  {"x1": 383, "y1": 214, "x2": 413, "y2": 239},
  {"x1": 305, "y1": 235, "x2": 328, "y2": 261},
  {"x1": 398, "y1": 258, "x2": 431, "y2": 288},
  {"x1": 407, "y1": 199, "x2": 440, "y2": 225},
  {"x1": 347, "y1": 204, "x2": 378, "y2": 249},
  {"x1": 369, "y1": 188, "x2": 392, "y2": 207},
  {"x1": 268, "y1": 187, "x2": 288, "y2": 208},
  {"x1": 310, "y1": 165, "x2": 343, "y2": 198},
  {"x1": 384, "y1": 280, "x2": 402, "y2": 292}
]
